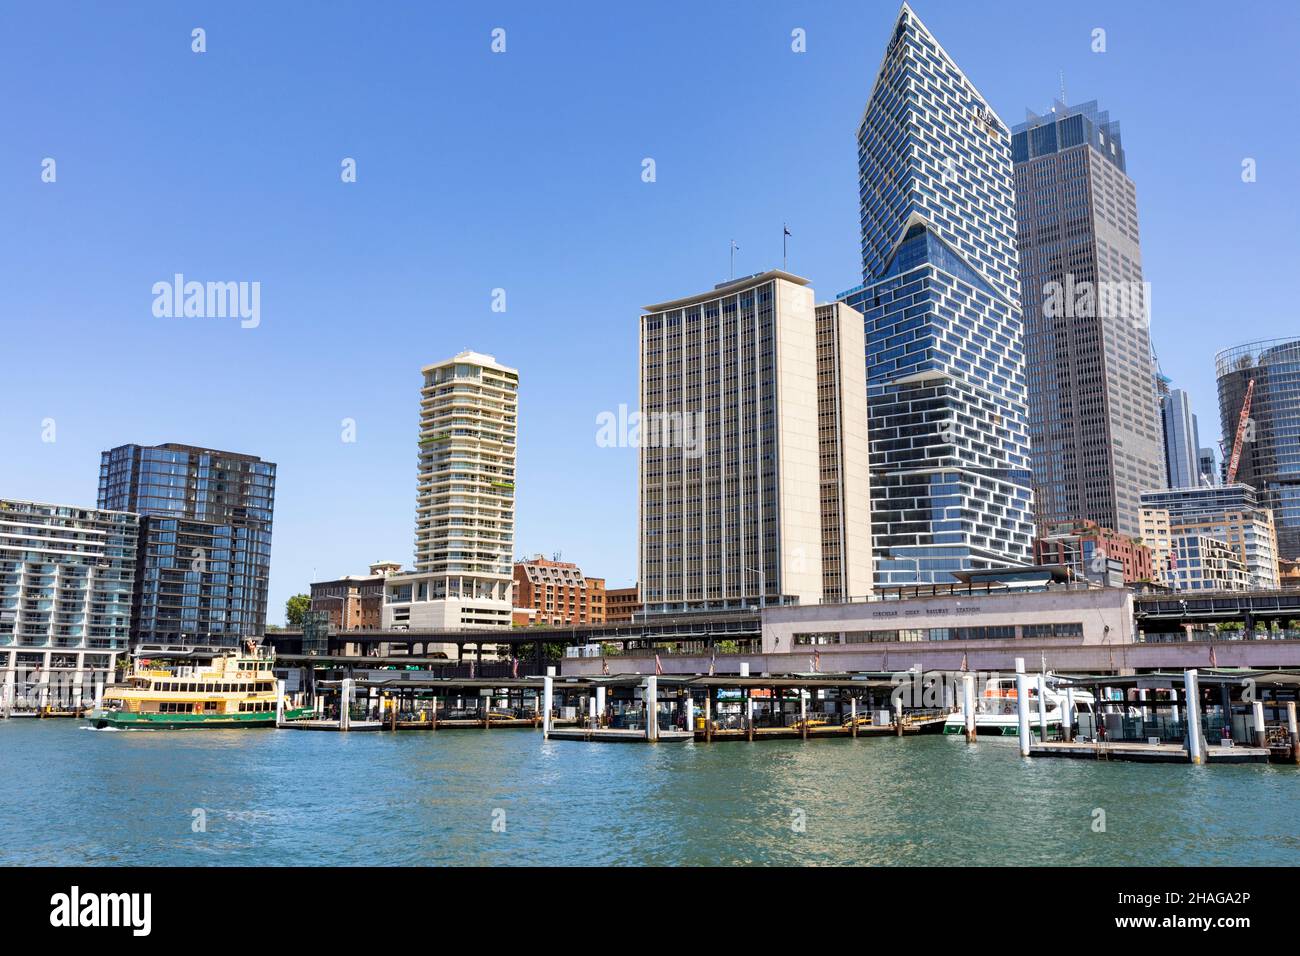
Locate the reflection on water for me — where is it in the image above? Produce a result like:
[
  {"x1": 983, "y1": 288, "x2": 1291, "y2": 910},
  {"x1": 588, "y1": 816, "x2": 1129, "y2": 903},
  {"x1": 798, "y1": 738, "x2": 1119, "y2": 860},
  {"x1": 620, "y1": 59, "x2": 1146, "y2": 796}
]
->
[{"x1": 2, "y1": 722, "x2": 1297, "y2": 866}]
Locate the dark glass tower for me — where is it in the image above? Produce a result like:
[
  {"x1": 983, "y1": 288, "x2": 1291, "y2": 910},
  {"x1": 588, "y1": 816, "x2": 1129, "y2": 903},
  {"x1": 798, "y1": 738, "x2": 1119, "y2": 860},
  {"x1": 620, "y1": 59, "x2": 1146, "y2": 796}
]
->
[
  {"x1": 98, "y1": 443, "x2": 276, "y2": 649},
  {"x1": 840, "y1": 3, "x2": 1033, "y2": 586}
]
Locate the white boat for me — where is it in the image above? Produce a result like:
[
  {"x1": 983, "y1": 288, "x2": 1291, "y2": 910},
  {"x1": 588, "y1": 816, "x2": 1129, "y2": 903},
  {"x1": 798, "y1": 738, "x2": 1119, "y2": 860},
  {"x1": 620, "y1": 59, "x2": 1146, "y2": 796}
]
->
[{"x1": 942, "y1": 675, "x2": 1095, "y2": 737}]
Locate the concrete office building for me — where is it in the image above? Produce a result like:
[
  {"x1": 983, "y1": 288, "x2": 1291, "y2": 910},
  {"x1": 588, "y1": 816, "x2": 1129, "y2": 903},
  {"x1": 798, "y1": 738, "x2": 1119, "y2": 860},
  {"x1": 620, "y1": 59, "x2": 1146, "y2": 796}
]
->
[
  {"x1": 1011, "y1": 100, "x2": 1164, "y2": 536},
  {"x1": 815, "y1": 301, "x2": 873, "y2": 602},
  {"x1": 1217, "y1": 337, "x2": 1300, "y2": 559},
  {"x1": 384, "y1": 352, "x2": 518, "y2": 641},
  {"x1": 839, "y1": 3, "x2": 1033, "y2": 586},
  {"x1": 98, "y1": 443, "x2": 275, "y2": 649},
  {"x1": 1140, "y1": 484, "x2": 1280, "y2": 590},
  {"x1": 0, "y1": 499, "x2": 138, "y2": 712},
  {"x1": 639, "y1": 270, "x2": 843, "y2": 614}
]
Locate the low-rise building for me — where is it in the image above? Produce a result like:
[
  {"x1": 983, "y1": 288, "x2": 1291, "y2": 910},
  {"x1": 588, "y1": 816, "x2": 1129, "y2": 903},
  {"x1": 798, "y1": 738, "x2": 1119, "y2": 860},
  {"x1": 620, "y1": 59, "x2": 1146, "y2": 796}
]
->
[
  {"x1": 1034, "y1": 520, "x2": 1155, "y2": 585},
  {"x1": 310, "y1": 561, "x2": 403, "y2": 630},
  {"x1": 605, "y1": 585, "x2": 641, "y2": 623},
  {"x1": 512, "y1": 555, "x2": 606, "y2": 626},
  {"x1": 1166, "y1": 533, "x2": 1251, "y2": 591}
]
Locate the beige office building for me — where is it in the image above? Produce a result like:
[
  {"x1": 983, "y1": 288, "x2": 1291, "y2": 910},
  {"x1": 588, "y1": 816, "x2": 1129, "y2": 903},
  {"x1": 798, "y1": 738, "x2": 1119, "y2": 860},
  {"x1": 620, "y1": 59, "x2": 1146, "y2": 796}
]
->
[
  {"x1": 639, "y1": 270, "x2": 870, "y2": 614},
  {"x1": 816, "y1": 301, "x2": 873, "y2": 602},
  {"x1": 384, "y1": 352, "x2": 518, "y2": 637}
]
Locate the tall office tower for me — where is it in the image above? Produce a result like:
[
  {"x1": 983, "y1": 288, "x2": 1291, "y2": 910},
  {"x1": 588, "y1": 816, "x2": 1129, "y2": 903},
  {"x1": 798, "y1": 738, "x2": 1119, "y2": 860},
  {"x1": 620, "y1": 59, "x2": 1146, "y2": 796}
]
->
[
  {"x1": 1198, "y1": 448, "x2": 1219, "y2": 487},
  {"x1": 815, "y1": 301, "x2": 873, "y2": 602},
  {"x1": 383, "y1": 352, "x2": 518, "y2": 632},
  {"x1": 839, "y1": 3, "x2": 1033, "y2": 586},
  {"x1": 1217, "y1": 337, "x2": 1300, "y2": 559},
  {"x1": 1160, "y1": 387, "x2": 1201, "y2": 489},
  {"x1": 0, "y1": 499, "x2": 138, "y2": 712},
  {"x1": 639, "y1": 270, "x2": 826, "y2": 614},
  {"x1": 98, "y1": 443, "x2": 275, "y2": 649},
  {"x1": 1012, "y1": 100, "x2": 1164, "y2": 537}
]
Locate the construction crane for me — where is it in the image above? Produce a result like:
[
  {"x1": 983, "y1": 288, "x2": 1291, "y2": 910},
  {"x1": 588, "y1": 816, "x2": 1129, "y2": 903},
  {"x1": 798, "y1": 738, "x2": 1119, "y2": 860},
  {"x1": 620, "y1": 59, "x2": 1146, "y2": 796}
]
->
[{"x1": 1225, "y1": 378, "x2": 1256, "y2": 484}]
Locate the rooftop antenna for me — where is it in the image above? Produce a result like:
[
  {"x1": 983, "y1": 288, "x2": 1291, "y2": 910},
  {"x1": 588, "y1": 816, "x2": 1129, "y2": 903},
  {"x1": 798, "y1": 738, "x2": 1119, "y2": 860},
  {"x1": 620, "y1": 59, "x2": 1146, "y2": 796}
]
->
[
  {"x1": 1059, "y1": 70, "x2": 1067, "y2": 106},
  {"x1": 729, "y1": 239, "x2": 739, "y2": 280}
]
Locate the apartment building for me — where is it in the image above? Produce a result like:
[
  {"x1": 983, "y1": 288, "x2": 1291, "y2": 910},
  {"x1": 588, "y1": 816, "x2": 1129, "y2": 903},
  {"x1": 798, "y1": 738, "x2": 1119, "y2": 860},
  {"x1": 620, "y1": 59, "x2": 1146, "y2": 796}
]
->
[
  {"x1": 0, "y1": 499, "x2": 138, "y2": 712},
  {"x1": 384, "y1": 352, "x2": 518, "y2": 639}
]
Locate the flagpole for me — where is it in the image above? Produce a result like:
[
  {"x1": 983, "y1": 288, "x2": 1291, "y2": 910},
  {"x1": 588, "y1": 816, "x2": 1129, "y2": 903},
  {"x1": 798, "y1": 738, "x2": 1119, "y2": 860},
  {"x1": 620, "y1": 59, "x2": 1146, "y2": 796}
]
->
[{"x1": 783, "y1": 223, "x2": 788, "y2": 271}]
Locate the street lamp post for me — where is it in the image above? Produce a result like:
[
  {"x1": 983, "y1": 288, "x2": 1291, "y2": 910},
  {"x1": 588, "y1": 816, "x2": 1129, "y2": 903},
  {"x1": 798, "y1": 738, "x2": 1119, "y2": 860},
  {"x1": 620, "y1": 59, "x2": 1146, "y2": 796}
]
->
[{"x1": 744, "y1": 566, "x2": 766, "y2": 611}]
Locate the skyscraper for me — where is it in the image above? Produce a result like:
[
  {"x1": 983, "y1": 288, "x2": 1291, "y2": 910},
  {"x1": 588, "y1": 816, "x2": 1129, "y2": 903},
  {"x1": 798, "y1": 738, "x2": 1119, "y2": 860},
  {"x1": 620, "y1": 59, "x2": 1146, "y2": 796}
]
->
[
  {"x1": 1217, "y1": 337, "x2": 1300, "y2": 559},
  {"x1": 840, "y1": 3, "x2": 1033, "y2": 586},
  {"x1": 98, "y1": 443, "x2": 275, "y2": 649},
  {"x1": 1011, "y1": 100, "x2": 1164, "y2": 537},
  {"x1": 638, "y1": 271, "x2": 829, "y2": 613},
  {"x1": 1161, "y1": 387, "x2": 1201, "y2": 489},
  {"x1": 383, "y1": 351, "x2": 518, "y2": 631}
]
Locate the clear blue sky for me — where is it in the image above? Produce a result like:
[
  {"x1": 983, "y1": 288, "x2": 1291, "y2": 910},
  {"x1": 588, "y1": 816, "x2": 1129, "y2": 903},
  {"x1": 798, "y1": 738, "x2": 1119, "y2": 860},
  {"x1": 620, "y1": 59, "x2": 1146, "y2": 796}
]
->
[{"x1": 3, "y1": 1, "x2": 1297, "y2": 624}]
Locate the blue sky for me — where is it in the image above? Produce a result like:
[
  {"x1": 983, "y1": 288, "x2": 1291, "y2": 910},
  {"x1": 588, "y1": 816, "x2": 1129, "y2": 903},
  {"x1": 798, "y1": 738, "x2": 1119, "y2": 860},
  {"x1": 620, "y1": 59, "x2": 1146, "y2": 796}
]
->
[{"x1": 3, "y1": 0, "x2": 1297, "y2": 623}]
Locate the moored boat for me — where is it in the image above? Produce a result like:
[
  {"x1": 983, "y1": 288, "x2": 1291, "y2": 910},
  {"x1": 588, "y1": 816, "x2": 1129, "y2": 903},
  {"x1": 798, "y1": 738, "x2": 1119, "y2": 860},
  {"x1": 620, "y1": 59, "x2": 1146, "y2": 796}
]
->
[
  {"x1": 86, "y1": 642, "x2": 309, "y2": 729},
  {"x1": 942, "y1": 676, "x2": 1095, "y2": 737}
]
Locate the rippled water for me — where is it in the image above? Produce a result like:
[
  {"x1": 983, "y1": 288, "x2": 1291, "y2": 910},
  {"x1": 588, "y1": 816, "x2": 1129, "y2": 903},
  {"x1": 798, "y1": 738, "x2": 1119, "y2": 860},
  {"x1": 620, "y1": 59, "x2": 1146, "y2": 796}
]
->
[{"x1": 3, "y1": 721, "x2": 1297, "y2": 865}]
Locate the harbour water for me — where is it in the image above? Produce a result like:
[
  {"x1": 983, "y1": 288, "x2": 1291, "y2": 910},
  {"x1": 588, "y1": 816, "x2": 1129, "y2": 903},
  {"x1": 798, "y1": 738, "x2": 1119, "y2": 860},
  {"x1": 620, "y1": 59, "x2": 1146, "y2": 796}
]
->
[{"x1": 3, "y1": 721, "x2": 1297, "y2": 866}]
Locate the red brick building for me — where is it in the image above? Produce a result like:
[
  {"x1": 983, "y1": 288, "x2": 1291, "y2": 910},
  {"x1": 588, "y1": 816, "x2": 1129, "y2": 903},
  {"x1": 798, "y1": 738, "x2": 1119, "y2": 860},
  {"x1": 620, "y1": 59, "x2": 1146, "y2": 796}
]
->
[
  {"x1": 512, "y1": 556, "x2": 606, "y2": 626},
  {"x1": 1034, "y1": 521, "x2": 1155, "y2": 585},
  {"x1": 604, "y1": 585, "x2": 641, "y2": 623}
]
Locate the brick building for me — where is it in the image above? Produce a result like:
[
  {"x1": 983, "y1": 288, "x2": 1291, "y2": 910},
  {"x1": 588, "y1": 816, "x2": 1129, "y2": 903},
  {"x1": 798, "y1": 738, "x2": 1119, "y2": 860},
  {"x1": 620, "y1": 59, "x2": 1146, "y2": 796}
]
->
[
  {"x1": 311, "y1": 561, "x2": 403, "y2": 630},
  {"x1": 512, "y1": 556, "x2": 606, "y2": 626},
  {"x1": 1034, "y1": 520, "x2": 1155, "y2": 585}
]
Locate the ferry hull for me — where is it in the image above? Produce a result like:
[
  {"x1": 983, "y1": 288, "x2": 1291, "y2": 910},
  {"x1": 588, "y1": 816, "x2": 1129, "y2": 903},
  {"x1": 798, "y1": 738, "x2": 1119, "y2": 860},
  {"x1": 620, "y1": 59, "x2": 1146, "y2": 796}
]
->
[{"x1": 86, "y1": 707, "x2": 309, "y2": 730}]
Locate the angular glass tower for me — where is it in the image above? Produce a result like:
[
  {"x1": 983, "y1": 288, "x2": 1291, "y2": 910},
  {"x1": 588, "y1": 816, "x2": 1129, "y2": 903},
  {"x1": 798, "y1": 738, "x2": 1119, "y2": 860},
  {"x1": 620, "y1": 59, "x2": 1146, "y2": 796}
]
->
[{"x1": 840, "y1": 3, "x2": 1033, "y2": 586}]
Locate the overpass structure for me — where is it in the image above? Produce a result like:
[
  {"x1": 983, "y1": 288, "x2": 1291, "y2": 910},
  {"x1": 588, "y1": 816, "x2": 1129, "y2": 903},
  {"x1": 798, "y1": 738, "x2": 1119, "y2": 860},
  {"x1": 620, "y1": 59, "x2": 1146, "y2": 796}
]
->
[{"x1": 262, "y1": 588, "x2": 1300, "y2": 679}]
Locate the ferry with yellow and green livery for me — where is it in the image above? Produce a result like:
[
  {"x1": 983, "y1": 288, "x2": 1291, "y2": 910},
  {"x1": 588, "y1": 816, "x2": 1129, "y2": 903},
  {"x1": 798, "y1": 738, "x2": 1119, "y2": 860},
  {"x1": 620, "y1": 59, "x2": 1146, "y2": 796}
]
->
[{"x1": 86, "y1": 642, "x2": 310, "y2": 729}]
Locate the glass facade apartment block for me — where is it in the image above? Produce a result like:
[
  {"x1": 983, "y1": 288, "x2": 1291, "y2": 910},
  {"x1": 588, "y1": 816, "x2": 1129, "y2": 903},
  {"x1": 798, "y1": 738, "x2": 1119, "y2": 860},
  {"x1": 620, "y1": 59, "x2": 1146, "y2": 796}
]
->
[
  {"x1": 839, "y1": 3, "x2": 1033, "y2": 586},
  {"x1": 98, "y1": 443, "x2": 276, "y2": 649},
  {"x1": 1012, "y1": 100, "x2": 1165, "y2": 536},
  {"x1": 0, "y1": 499, "x2": 137, "y2": 712},
  {"x1": 1217, "y1": 338, "x2": 1300, "y2": 560}
]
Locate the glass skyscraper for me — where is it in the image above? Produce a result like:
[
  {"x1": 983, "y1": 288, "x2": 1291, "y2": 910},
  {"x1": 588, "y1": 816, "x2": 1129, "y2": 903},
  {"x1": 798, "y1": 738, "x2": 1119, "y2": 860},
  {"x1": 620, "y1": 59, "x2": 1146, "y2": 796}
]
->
[
  {"x1": 1217, "y1": 337, "x2": 1300, "y2": 560},
  {"x1": 98, "y1": 443, "x2": 276, "y2": 649},
  {"x1": 840, "y1": 3, "x2": 1033, "y2": 586}
]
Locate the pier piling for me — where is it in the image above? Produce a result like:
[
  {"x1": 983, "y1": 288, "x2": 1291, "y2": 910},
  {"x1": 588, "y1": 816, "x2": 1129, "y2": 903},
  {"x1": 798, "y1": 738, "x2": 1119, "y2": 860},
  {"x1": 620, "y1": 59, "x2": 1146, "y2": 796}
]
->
[
  {"x1": 1252, "y1": 699, "x2": 1266, "y2": 748},
  {"x1": 704, "y1": 694, "x2": 712, "y2": 742},
  {"x1": 1037, "y1": 673, "x2": 1048, "y2": 741},
  {"x1": 962, "y1": 674, "x2": 976, "y2": 743},
  {"x1": 1063, "y1": 686, "x2": 1075, "y2": 742},
  {"x1": 1183, "y1": 669, "x2": 1203, "y2": 765},
  {"x1": 1287, "y1": 701, "x2": 1299, "y2": 765},
  {"x1": 1015, "y1": 671, "x2": 1030, "y2": 758},
  {"x1": 851, "y1": 696, "x2": 858, "y2": 738},
  {"x1": 542, "y1": 671, "x2": 554, "y2": 740},
  {"x1": 645, "y1": 675, "x2": 658, "y2": 742}
]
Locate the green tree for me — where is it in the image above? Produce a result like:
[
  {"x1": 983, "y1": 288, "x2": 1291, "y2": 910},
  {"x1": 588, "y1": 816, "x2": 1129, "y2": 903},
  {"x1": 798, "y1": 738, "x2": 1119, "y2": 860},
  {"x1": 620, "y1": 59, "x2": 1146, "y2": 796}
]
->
[{"x1": 285, "y1": 593, "x2": 311, "y2": 628}]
